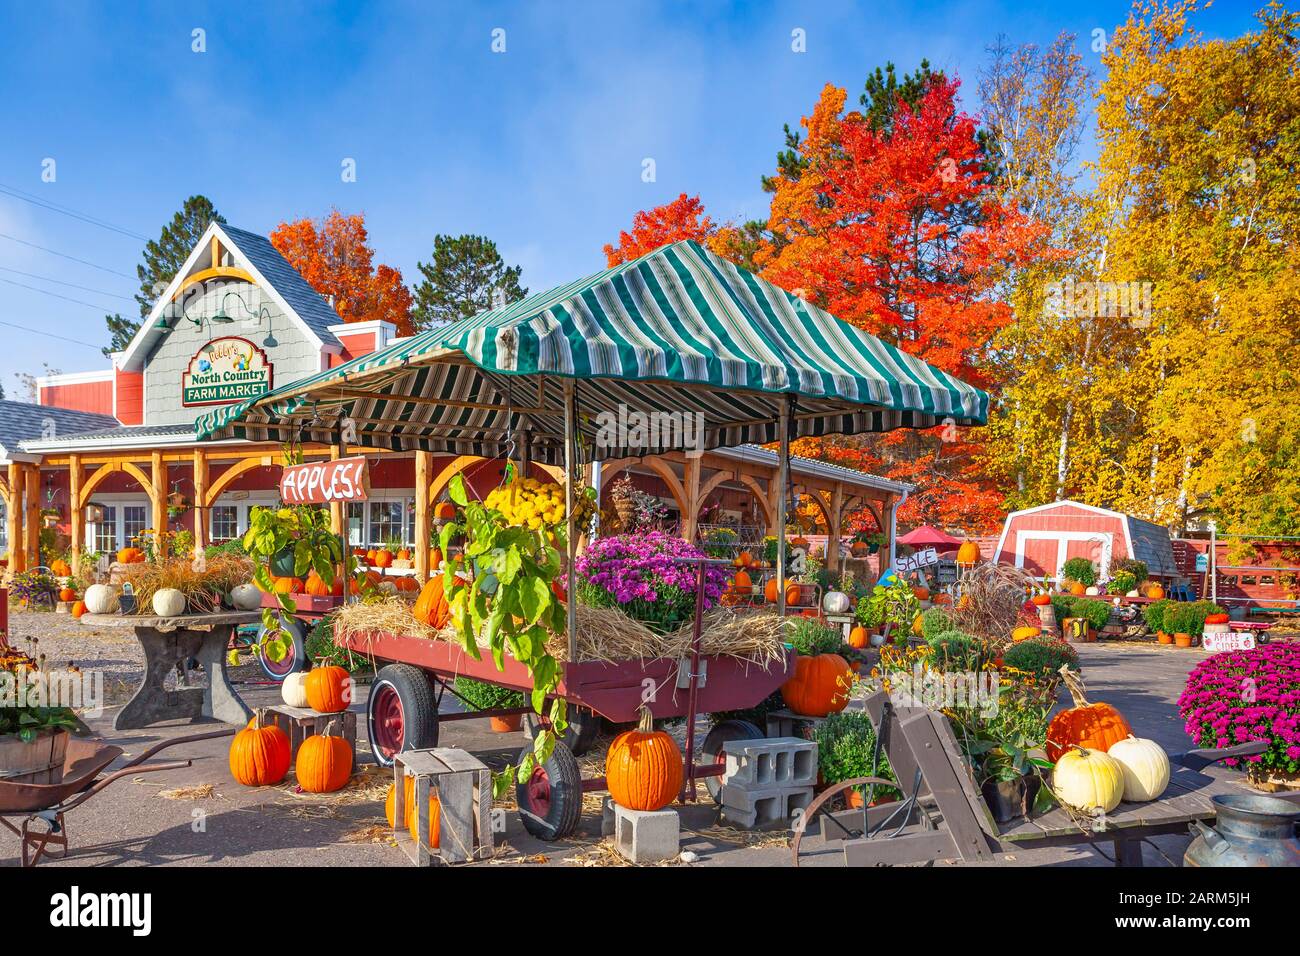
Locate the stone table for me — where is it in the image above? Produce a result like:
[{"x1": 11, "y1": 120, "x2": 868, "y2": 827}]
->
[{"x1": 81, "y1": 611, "x2": 262, "y2": 730}]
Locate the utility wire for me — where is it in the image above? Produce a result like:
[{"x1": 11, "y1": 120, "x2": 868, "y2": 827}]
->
[
  {"x1": 0, "y1": 317, "x2": 103, "y2": 350},
  {"x1": 0, "y1": 181, "x2": 149, "y2": 241},
  {"x1": 0, "y1": 230, "x2": 136, "y2": 280},
  {"x1": 0, "y1": 264, "x2": 133, "y2": 300},
  {"x1": 0, "y1": 275, "x2": 120, "y2": 313}
]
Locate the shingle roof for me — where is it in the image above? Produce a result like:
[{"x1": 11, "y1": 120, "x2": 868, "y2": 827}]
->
[
  {"x1": 221, "y1": 225, "x2": 342, "y2": 346},
  {"x1": 17, "y1": 422, "x2": 199, "y2": 453},
  {"x1": 1127, "y1": 515, "x2": 1180, "y2": 578},
  {"x1": 0, "y1": 401, "x2": 118, "y2": 460}
]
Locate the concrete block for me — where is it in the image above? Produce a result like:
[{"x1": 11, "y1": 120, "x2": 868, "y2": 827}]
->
[
  {"x1": 601, "y1": 795, "x2": 616, "y2": 837},
  {"x1": 613, "y1": 805, "x2": 680, "y2": 864},
  {"x1": 720, "y1": 784, "x2": 814, "y2": 830},
  {"x1": 722, "y1": 737, "x2": 817, "y2": 788}
]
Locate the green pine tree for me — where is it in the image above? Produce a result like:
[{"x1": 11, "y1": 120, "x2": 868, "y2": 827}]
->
[
  {"x1": 103, "y1": 195, "x2": 224, "y2": 355},
  {"x1": 410, "y1": 234, "x2": 527, "y2": 329}
]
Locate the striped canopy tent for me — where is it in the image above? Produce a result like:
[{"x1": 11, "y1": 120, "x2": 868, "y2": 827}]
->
[{"x1": 194, "y1": 240, "x2": 988, "y2": 460}]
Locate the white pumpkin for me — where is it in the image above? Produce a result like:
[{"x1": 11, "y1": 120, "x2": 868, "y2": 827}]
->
[
  {"x1": 1053, "y1": 747, "x2": 1124, "y2": 813},
  {"x1": 1125, "y1": 589, "x2": 1141, "y2": 598},
  {"x1": 152, "y1": 587, "x2": 187, "y2": 618},
  {"x1": 83, "y1": 583, "x2": 119, "y2": 616},
  {"x1": 1106, "y1": 736, "x2": 1170, "y2": 802},
  {"x1": 822, "y1": 591, "x2": 851, "y2": 615},
  {"x1": 1085, "y1": 585, "x2": 1101, "y2": 596},
  {"x1": 281, "y1": 671, "x2": 311, "y2": 708},
  {"x1": 230, "y1": 583, "x2": 262, "y2": 611}
]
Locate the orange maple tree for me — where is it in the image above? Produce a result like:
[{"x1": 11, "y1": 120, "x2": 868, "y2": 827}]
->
[
  {"x1": 603, "y1": 193, "x2": 716, "y2": 266},
  {"x1": 271, "y1": 210, "x2": 414, "y2": 336}
]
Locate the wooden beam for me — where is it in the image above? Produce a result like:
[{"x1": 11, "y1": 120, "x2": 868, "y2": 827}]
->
[
  {"x1": 428, "y1": 455, "x2": 486, "y2": 504},
  {"x1": 151, "y1": 451, "x2": 167, "y2": 558},
  {"x1": 414, "y1": 451, "x2": 431, "y2": 581},
  {"x1": 7, "y1": 462, "x2": 24, "y2": 575},
  {"x1": 192, "y1": 448, "x2": 208, "y2": 562},
  {"x1": 737, "y1": 474, "x2": 774, "y2": 532},
  {"x1": 69, "y1": 455, "x2": 83, "y2": 576},
  {"x1": 24, "y1": 464, "x2": 38, "y2": 570},
  {"x1": 644, "y1": 457, "x2": 688, "y2": 517},
  {"x1": 172, "y1": 266, "x2": 255, "y2": 299},
  {"x1": 204, "y1": 456, "x2": 276, "y2": 507},
  {"x1": 328, "y1": 444, "x2": 344, "y2": 536},
  {"x1": 681, "y1": 456, "x2": 702, "y2": 543},
  {"x1": 828, "y1": 482, "x2": 844, "y2": 578}
]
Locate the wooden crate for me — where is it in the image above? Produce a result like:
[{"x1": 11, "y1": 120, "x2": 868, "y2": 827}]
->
[
  {"x1": 393, "y1": 748, "x2": 494, "y2": 866},
  {"x1": 265, "y1": 705, "x2": 357, "y2": 772}
]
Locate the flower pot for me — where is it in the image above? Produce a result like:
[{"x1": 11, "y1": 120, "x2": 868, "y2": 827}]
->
[
  {"x1": 981, "y1": 775, "x2": 1041, "y2": 824},
  {"x1": 1157, "y1": 631, "x2": 1173, "y2": 645},
  {"x1": 490, "y1": 714, "x2": 522, "y2": 733},
  {"x1": 0, "y1": 727, "x2": 69, "y2": 785},
  {"x1": 118, "y1": 593, "x2": 136, "y2": 614},
  {"x1": 845, "y1": 788, "x2": 865, "y2": 809},
  {"x1": 270, "y1": 547, "x2": 298, "y2": 578},
  {"x1": 1175, "y1": 633, "x2": 1193, "y2": 648}
]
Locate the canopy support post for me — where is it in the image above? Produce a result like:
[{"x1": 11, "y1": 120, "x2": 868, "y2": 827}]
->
[
  {"x1": 562, "y1": 379, "x2": 578, "y2": 664},
  {"x1": 776, "y1": 394, "x2": 791, "y2": 617}
]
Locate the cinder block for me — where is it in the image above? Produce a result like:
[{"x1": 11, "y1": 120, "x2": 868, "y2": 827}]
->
[
  {"x1": 721, "y1": 737, "x2": 817, "y2": 788},
  {"x1": 601, "y1": 796, "x2": 616, "y2": 837},
  {"x1": 613, "y1": 805, "x2": 680, "y2": 864},
  {"x1": 720, "y1": 784, "x2": 814, "y2": 829}
]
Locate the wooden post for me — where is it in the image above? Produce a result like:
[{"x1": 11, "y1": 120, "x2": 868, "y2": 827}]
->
[
  {"x1": 827, "y1": 482, "x2": 843, "y2": 580},
  {"x1": 562, "y1": 380, "x2": 578, "y2": 663},
  {"x1": 150, "y1": 451, "x2": 167, "y2": 558},
  {"x1": 24, "y1": 464, "x2": 39, "y2": 570},
  {"x1": 192, "y1": 448, "x2": 208, "y2": 562},
  {"x1": 328, "y1": 443, "x2": 344, "y2": 536},
  {"x1": 7, "y1": 462, "x2": 24, "y2": 574},
  {"x1": 414, "y1": 450, "x2": 431, "y2": 581},
  {"x1": 776, "y1": 396, "x2": 790, "y2": 616},
  {"x1": 69, "y1": 455, "x2": 83, "y2": 576},
  {"x1": 682, "y1": 456, "x2": 701, "y2": 543}
]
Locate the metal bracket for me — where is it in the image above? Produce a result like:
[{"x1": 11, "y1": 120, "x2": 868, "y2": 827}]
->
[{"x1": 676, "y1": 657, "x2": 707, "y2": 690}]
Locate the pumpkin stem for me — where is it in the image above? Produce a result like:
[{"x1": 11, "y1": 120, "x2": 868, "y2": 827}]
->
[
  {"x1": 1057, "y1": 664, "x2": 1090, "y2": 707},
  {"x1": 322, "y1": 719, "x2": 338, "y2": 738},
  {"x1": 636, "y1": 705, "x2": 655, "y2": 734},
  {"x1": 253, "y1": 706, "x2": 266, "y2": 730}
]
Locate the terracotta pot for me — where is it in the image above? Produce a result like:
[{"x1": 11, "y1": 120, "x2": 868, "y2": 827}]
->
[
  {"x1": 490, "y1": 714, "x2": 522, "y2": 733},
  {"x1": 1157, "y1": 631, "x2": 1173, "y2": 645},
  {"x1": 1174, "y1": 632, "x2": 1193, "y2": 648},
  {"x1": 845, "y1": 788, "x2": 864, "y2": 809}
]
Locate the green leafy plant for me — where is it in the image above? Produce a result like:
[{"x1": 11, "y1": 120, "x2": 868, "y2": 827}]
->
[
  {"x1": 1111, "y1": 557, "x2": 1148, "y2": 584},
  {"x1": 1071, "y1": 597, "x2": 1112, "y2": 631},
  {"x1": 1106, "y1": 570, "x2": 1137, "y2": 595},
  {"x1": 1061, "y1": 557, "x2": 1097, "y2": 587},
  {"x1": 453, "y1": 676, "x2": 526, "y2": 711},
  {"x1": 1049, "y1": 593, "x2": 1076, "y2": 625},
  {"x1": 925, "y1": 629, "x2": 985, "y2": 671},
  {"x1": 1142, "y1": 598, "x2": 1172, "y2": 633},
  {"x1": 785, "y1": 617, "x2": 842, "y2": 656},
  {"x1": 811, "y1": 710, "x2": 899, "y2": 799},
  {"x1": 305, "y1": 615, "x2": 371, "y2": 672},
  {"x1": 1002, "y1": 637, "x2": 1079, "y2": 678},
  {"x1": 920, "y1": 606, "x2": 955, "y2": 641},
  {"x1": 699, "y1": 527, "x2": 739, "y2": 558},
  {"x1": 860, "y1": 577, "x2": 920, "y2": 645}
]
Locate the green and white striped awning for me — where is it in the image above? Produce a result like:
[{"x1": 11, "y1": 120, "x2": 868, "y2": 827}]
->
[{"x1": 195, "y1": 240, "x2": 988, "y2": 463}]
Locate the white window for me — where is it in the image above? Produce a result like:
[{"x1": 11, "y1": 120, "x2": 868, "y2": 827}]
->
[
  {"x1": 369, "y1": 500, "x2": 404, "y2": 547},
  {"x1": 93, "y1": 505, "x2": 118, "y2": 553},
  {"x1": 211, "y1": 505, "x2": 239, "y2": 542},
  {"x1": 123, "y1": 504, "x2": 148, "y2": 543}
]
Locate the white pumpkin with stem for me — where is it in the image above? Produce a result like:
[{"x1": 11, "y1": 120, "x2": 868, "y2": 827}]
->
[
  {"x1": 152, "y1": 587, "x2": 187, "y2": 617},
  {"x1": 1053, "y1": 746, "x2": 1124, "y2": 813},
  {"x1": 281, "y1": 671, "x2": 311, "y2": 709},
  {"x1": 83, "y1": 583, "x2": 119, "y2": 616},
  {"x1": 230, "y1": 583, "x2": 262, "y2": 611},
  {"x1": 822, "y1": 591, "x2": 851, "y2": 615},
  {"x1": 1106, "y1": 736, "x2": 1170, "y2": 802}
]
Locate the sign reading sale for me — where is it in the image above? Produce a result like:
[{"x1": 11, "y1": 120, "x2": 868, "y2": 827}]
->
[{"x1": 280, "y1": 456, "x2": 371, "y2": 505}]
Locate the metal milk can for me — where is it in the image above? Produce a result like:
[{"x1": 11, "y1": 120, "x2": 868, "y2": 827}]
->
[{"x1": 1185, "y1": 794, "x2": 1300, "y2": 867}]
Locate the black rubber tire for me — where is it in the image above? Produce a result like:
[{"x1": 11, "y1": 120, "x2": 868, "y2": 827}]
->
[
  {"x1": 524, "y1": 705, "x2": 600, "y2": 756},
  {"x1": 515, "y1": 740, "x2": 583, "y2": 841},
  {"x1": 367, "y1": 664, "x2": 440, "y2": 767},
  {"x1": 256, "y1": 614, "x2": 308, "y2": 681},
  {"x1": 701, "y1": 719, "x2": 765, "y2": 802}
]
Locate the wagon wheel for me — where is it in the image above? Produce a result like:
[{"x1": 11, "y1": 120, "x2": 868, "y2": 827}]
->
[
  {"x1": 256, "y1": 614, "x2": 307, "y2": 681},
  {"x1": 791, "y1": 776, "x2": 908, "y2": 868},
  {"x1": 515, "y1": 740, "x2": 583, "y2": 841},
  {"x1": 367, "y1": 664, "x2": 440, "y2": 767}
]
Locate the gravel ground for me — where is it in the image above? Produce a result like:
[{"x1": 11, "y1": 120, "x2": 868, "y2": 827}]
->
[{"x1": 2, "y1": 609, "x2": 1291, "y2": 868}]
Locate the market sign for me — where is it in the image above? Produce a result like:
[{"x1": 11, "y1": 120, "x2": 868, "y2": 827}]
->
[
  {"x1": 896, "y1": 548, "x2": 939, "y2": 573},
  {"x1": 1202, "y1": 631, "x2": 1255, "y2": 653},
  {"x1": 182, "y1": 337, "x2": 273, "y2": 406},
  {"x1": 280, "y1": 456, "x2": 370, "y2": 505}
]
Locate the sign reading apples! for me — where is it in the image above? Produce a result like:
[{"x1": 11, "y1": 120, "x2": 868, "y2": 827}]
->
[{"x1": 280, "y1": 456, "x2": 371, "y2": 505}]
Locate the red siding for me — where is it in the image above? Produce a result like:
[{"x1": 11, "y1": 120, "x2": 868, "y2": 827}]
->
[
  {"x1": 336, "y1": 331, "x2": 379, "y2": 362},
  {"x1": 115, "y1": 368, "x2": 144, "y2": 425},
  {"x1": 39, "y1": 379, "x2": 114, "y2": 416},
  {"x1": 996, "y1": 504, "x2": 1130, "y2": 575}
]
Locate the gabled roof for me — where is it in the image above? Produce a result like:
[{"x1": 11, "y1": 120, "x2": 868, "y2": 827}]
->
[
  {"x1": 996, "y1": 499, "x2": 1180, "y2": 578},
  {"x1": 117, "y1": 221, "x2": 342, "y2": 371},
  {"x1": 0, "y1": 401, "x2": 118, "y2": 463}
]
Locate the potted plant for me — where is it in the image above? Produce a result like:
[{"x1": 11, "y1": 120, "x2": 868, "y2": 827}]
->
[
  {"x1": 1061, "y1": 557, "x2": 1097, "y2": 593},
  {"x1": 1106, "y1": 570, "x2": 1138, "y2": 596},
  {"x1": 1, "y1": 640, "x2": 80, "y2": 784},
  {"x1": 1064, "y1": 597, "x2": 1111, "y2": 642},
  {"x1": 1143, "y1": 598, "x2": 1172, "y2": 643},
  {"x1": 1165, "y1": 604, "x2": 1194, "y2": 647},
  {"x1": 453, "y1": 676, "x2": 527, "y2": 732},
  {"x1": 811, "y1": 710, "x2": 899, "y2": 809}
]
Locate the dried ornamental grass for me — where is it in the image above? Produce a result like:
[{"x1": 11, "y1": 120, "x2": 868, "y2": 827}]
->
[
  {"x1": 118, "y1": 554, "x2": 254, "y2": 615},
  {"x1": 950, "y1": 562, "x2": 1037, "y2": 641}
]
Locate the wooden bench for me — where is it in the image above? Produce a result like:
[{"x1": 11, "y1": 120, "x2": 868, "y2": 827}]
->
[{"x1": 794, "y1": 691, "x2": 1290, "y2": 867}]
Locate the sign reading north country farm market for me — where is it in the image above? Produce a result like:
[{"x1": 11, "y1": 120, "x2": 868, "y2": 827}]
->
[{"x1": 182, "y1": 337, "x2": 273, "y2": 406}]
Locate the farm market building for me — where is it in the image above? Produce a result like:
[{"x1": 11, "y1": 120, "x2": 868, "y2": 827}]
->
[{"x1": 0, "y1": 222, "x2": 908, "y2": 581}]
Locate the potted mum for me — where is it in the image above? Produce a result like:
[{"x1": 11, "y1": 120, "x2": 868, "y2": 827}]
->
[
  {"x1": 812, "y1": 710, "x2": 899, "y2": 809},
  {"x1": 453, "y1": 676, "x2": 527, "y2": 732},
  {"x1": 1, "y1": 640, "x2": 80, "y2": 783}
]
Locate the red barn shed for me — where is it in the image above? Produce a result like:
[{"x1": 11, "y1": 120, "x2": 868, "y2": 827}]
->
[{"x1": 994, "y1": 500, "x2": 1179, "y2": 582}]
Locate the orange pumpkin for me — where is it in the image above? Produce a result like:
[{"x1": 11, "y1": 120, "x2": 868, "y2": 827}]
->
[
  {"x1": 551, "y1": 578, "x2": 567, "y2": 604},
  {"x1": 50, "y1": 559, "x2": 72, "y2": 576},
  {"x1": 736, "y1": 551, "x2": 754, "y2": 568},
  {"x1": 1031, "y1": 594, "x2": 1052, "y2": 606},
  {"x1": 394, "y1": 575, "x2": 419, "y2": 593},
  {"x1": 764, "y1": 578, "x2": 779, "y2": 603},
  {"x1": 1045, "y1": 668, "x2": 1133, "y2": 763},
  {"x1": 374, "y1": 549, "x2": 394, "y2": 569},
  {"x1": 385, "y1": 776, "x2": 441, "y2": 845},
  {"x1": 304, "y1": 571, "x2": 332, "y2": 597},
  {"x1": 229, "y1": 709, "x2": 291, "y2": 787},
  {"x1": 1205, "y1": 613, "x2": 1229, "y2": 625},
  {"x1": 732, "y1": 570, "x2": 753, "y2": 596},
  {"x1": 59, "y1": 587, "x2": 77, "y2": 602},
  {"x1": 365, "y1": 549, "x2": 378, "y2": 564},
  {"x1": 412, "y1": 576, "x2": 450, "y2": 629},
  {"x1": 117, "y1": 547, "x2": 140, "y2": 564},
  {"x1": 273, "y1": 576, "x2": 303, "y2": 594},
  {"x1": 931, "y1": 592, "x2": 953, "y2": 606},
  {"x1": 295, "y1": 721, "x2": 352, "y2": 793},
  {"x1": 434, "y1": 501, "x2": 456, "y2": 520},
  {"x1": 428, "y1": 548, "x2": 443, "y2": 571},
  {"x1": 1069, "y1": 582, "x2": 1086, "y2": 597},
  {"x1": 605, "y1": 707, "x2": 683, "y2": 812},
  {"x1": 781, "y1": 653, "x2": 853, "y2": 717},
  {"x1": 305, "y1": 665, "x2": 351, "y2": 714},
  {"x1": 396, "y1": 548, "x2": 411, "y2": 562},
  {"x1": 70, "y1": 600, "x2": 87, "y2": 619},
  {"x1": 785, "y1": 581, "x2": 802, "y2": 606},
  {"x1": 847, "y1": 625, "x2": 869, "y2": 649},
  {"x1": 1146, "y1": 583, "x2": 1165, "y2": 600},
  {"x1": 913, "y1": 585, "x2": 931, "y2": 602}
]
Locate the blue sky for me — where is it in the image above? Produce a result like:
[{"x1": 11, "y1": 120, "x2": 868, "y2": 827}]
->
[{"x1": 0, "y1": 0, "x2": 1264, "y2": 394}]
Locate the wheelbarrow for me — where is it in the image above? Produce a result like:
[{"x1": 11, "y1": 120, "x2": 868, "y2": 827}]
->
[{"x1": 0, "y1": 728, "x2": 234, "y2": 866}]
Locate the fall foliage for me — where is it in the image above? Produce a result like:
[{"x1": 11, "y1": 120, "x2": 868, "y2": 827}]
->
[
  {"x1": 271, "y1": 210, "x2": 414, "y2": 336},
  {"x1": 603, "y1": 193, "x2": 716, "y2": 266}
]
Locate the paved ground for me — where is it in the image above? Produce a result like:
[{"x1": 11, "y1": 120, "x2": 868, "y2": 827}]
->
[{"x1": 1, "y1": 611, "x2": 1281, "y2": 868}]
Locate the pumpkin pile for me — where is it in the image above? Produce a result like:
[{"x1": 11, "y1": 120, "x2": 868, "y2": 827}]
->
[{"x1": 116, "y1": 547, "x2": 146, "y2": 564}]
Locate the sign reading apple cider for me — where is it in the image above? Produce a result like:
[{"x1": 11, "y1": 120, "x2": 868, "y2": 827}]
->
[{"x1": 182, "y1": 337, "x2": 273, "y2": 406}]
